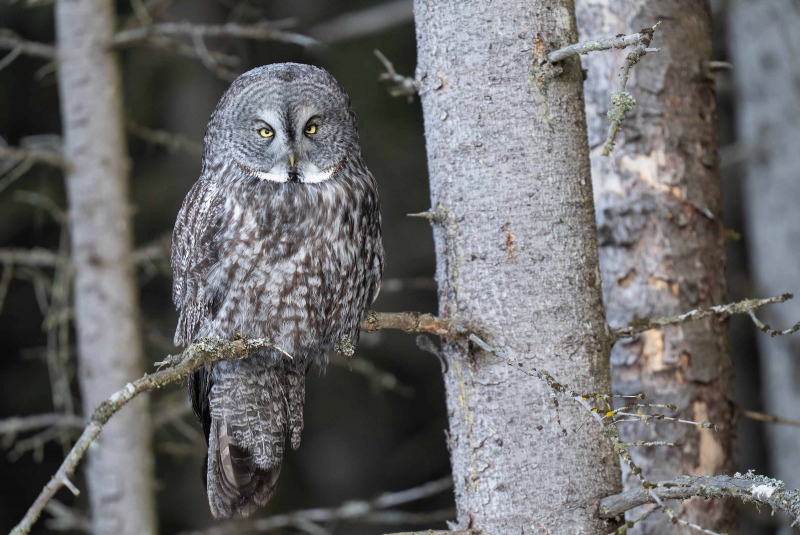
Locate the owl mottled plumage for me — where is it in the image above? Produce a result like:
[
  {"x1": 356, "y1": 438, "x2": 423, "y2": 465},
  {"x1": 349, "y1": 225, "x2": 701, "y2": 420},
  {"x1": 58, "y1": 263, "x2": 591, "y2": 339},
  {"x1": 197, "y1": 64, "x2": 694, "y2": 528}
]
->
[{"x1": 171, "y1": 63, "x2": 383, "y2": 518}]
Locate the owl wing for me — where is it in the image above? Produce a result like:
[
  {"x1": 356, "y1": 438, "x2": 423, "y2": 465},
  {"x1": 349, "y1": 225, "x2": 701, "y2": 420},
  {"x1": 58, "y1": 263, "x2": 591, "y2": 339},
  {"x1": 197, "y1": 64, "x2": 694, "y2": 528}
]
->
[
  {"x1": 365, "y1": 187, "x2": 384, "y2": 306},
  {"x1": 171, "y1": 176, "x2": 223, "y2": 347}
]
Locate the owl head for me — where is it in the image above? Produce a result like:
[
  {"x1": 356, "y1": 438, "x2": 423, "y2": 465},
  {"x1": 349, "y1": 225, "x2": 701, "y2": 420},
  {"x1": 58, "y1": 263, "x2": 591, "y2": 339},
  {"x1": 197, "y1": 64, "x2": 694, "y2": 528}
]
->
[{"x1": 203, "y1": 63, "x2": 361, "y2": 184}]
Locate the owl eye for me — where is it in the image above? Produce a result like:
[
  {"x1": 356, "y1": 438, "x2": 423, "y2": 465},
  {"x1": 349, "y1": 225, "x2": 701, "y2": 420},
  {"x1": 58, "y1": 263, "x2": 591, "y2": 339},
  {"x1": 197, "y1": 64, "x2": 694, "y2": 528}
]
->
[
  {"x1": 304, "y1": 124, "x2": 318, "y2": 135},
  {"x1": 258, "y1": 127, "x2": 274, "y2": 138}
]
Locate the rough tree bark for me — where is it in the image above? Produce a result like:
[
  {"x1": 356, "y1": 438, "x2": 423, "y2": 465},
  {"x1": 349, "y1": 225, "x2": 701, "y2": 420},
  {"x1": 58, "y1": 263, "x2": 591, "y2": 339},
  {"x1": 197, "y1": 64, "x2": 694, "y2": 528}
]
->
[
  {"x1": 55, "y1": 1, "x2": 157, "y2": 533},
  {"x1": 414, "y1": 1, "x2": 621, "y2": 533},
  {"x1": 728, "y1": 2, "x2": 800, "y2": 534},
  {"x1": 575, "y1": 2, "x2": 735, "y2": 533}
]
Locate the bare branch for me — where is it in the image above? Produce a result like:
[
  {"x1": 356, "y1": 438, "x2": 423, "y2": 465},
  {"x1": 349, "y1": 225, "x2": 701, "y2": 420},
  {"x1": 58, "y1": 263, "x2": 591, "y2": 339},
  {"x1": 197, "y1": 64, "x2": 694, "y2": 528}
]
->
[
  {"x1": 113, "y1": 20, "x2": 318, "y2": 50},
  {"x1": 0, "y1": 145, "x2": 69, "y2": 170},
  {"x1": 613, "y1": 294, "x2": 793, "y2": 341},
  {"x1": 181, "y1": 477, "x2": 453, "y2": 535},
  {"x1": 374, "y1": 49, "x2": 418, "y2": 102},
  {"x1": 599, "y1": 473, "x2": 800, "y2": 526},
  {"x1": 0, "y1": 29, "x2": 56, "y2": 61},
  {"x1": 307, "y1": 0, "x2": 413, "y2": 44},
  {"x1": 0, "y1": 413, "x2": 84, "y2": 438},
  {"x1": 748, "y1": 309, "x2": 800, "y2": 337},
  {"x1": 127, "y1": 119, "x2": 203, "y2": 155},
  {"x1": 741, "y1": 409, "x2": 800, "y2": 428},
  {"x1": 0, "y1": 248, "x2": 62, "y2": 268}
]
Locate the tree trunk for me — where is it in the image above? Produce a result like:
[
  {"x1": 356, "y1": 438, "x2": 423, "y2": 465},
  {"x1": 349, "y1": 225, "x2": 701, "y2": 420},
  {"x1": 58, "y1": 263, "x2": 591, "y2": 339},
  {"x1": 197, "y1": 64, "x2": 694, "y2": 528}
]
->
[
  {"x1": 55, "y1": 1, "x2": 157, "y2": 533},
  {"x1": 413, "y1": 1, "x2": 621, "y2": 533},
  {"x1": 575, "y1": 2, "x2": 735, "y2": 533},
  {"x1": 728, "y1": 2, "x2": 800, "y2": 534}
]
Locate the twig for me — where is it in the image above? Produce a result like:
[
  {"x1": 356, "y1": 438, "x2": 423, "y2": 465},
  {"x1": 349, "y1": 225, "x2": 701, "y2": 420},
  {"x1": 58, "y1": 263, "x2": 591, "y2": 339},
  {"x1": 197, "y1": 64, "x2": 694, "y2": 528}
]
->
[
  {"x1": 748, "y1": 309, "x2": 800, "y2": 337},
  {"x1": 0, "y1": 413, "x2": 85, "y2": 440},
  {"x1": 0, "y1": 145, "x2": 69, "y2": 170},
  {"x1": 330, "y1": 353, "x2": 415, "y2": 398},
  {"x1": 374, "y1": 49, "x2": 418, "y2": 102},
  {"x1": 0, "y1": 29, "x2": 56, "y2": 61},
  {"x1": 0, "y1": 248, "x2": 62, "y2": 268},
  {"x1": 599, "y1": 473, "x2": 800, "y2": 527},
  {"x1": 127, "y1": 119, "x2": 203, "y2": 155},
  {"x1": 181, "y1": 477, "x2": 453, "y2": 535},
  {"x1": 113, "y1": 20, "x2": 318, "y2": 50},
  {"x1": 601, "y1": 23, "x2": 661, "y2": 156},
  {"x1": 307, "y1": 0, "x2": 413, "y2": 44},
  {"x1": 613, "y1": 294, "x2": 793, "y2": 341},
  {"x1": 547, "y1": 29, "x2": 655, "y2": 63},
  {"x1": 741, "y1": 409, "x2": 800, "y2": 428}
]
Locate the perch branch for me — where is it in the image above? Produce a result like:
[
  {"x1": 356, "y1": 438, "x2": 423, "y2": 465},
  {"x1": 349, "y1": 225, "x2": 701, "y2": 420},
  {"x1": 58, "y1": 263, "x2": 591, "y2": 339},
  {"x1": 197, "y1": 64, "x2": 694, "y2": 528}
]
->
[
  {"x1": 361, "y1": 310, "x2": 462, "y2": 337},
  {"x1": 599, "y1": 473, "x2": 800, "y2": 526}
]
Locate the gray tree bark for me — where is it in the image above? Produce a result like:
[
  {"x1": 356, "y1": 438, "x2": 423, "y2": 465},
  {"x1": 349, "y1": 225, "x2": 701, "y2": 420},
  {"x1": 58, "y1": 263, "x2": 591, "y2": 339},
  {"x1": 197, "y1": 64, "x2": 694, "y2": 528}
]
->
[
  {"x1": 575, "y1": 2, "x2": 735, "y2": 533},
  {"x1": 728, "y1": 2, "x2": 800, "y2": 534},
  {"x1": 55, "y1": 1, "x2": 157, "y2": 533},
  {"x1": 414, "y1": 1, "x2": 621, "y2": 533}
]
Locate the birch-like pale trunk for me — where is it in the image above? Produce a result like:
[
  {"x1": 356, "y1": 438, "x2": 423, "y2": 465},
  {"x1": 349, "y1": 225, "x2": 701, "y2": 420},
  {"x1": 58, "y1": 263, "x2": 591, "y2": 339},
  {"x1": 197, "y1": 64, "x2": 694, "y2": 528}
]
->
[
  {"x1": 729, "y1": 2, "x2": 800, "y2": 534},
  {"x1": 55, "y1": 1, "x2": 157, "y2": 533},
  {"x1": 575, "y1": 2, "x2": 735, "y2": 533},
  {"x1": 414, "y1": 1, "x2": 621, "y2": 532}
]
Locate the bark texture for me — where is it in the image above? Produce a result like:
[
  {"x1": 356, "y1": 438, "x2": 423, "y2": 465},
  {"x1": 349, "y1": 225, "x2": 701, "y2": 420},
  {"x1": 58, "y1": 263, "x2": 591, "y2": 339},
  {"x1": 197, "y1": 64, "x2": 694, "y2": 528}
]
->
[
  {"x1": 414, "y1": 1, "x2": 620, "y2": 533},
  {"x1": 575, "y1": 2, "x2": 734, "y2": 533},
  {"x1": 55, "y1": 1, "x2": 157, "y2": 533},
  {"x1": 728, "y1": 2, "x2": 800, "y2": 534}
]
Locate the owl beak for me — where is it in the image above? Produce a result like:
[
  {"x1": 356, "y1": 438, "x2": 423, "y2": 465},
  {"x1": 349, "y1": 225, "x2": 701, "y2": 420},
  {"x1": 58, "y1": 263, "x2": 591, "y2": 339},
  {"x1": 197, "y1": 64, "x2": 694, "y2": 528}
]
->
[
  {"x1": 289, "y1": 153, "x2": 296, "y2": 168},
  {"x1": 287, "y1": 153, "x2": 300, "y2": 183}
]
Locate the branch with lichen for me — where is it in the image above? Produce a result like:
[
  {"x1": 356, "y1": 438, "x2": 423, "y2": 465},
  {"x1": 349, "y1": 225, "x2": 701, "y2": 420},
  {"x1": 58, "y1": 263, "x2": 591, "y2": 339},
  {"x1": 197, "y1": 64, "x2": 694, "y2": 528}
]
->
[
  {"x1": 599, "y1": 473, "x2": 800, "y2": 527},
  {"x1": 613, "y1": 293, "x2": 793, "y2": 341}
]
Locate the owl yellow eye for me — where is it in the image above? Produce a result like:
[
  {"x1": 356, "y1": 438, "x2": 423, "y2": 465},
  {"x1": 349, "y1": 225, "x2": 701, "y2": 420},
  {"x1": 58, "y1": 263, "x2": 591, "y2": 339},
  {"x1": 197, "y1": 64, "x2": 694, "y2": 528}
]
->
[
  {"x1": 304, "y1": 124, "x2": 317, "y2": 135},
  {"x1": 258, "y1": 127, "x2": 273, "y2": 138}
]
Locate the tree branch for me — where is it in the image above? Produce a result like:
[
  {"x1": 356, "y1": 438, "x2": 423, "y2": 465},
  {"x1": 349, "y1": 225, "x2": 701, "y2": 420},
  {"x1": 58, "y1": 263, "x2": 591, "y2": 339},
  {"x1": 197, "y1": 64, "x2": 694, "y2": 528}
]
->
[
  {"x1": 613, "y1": 294, "x2": 792, "y2": 341},
  {"x1": 183, "y1": 477, "x2": 454, "y2": 535},
  {"x1": 113, "y1": 20, "x2": 318, "y2": 50},
  {"x1": 362, "y1": 310, "x2": 461, "y2": 337},
  {"x1": 0, "y1": 29, "x2": 56, "y2": 61},
  {"x1": 9, "y1": 336, "x2": 282, "y2": 535},
  {"x1": 307, "y1": 0, "x2": 413, "y2": 44},
  {"x1": 598, "y1": 473, "x2": 800, "y2": 527},
  {"x1": 0, "y1": 145, "x2": 69, "y2": 170},
  {"x1": 547, "y1": 28, "x2": 655, "y2": 63}
]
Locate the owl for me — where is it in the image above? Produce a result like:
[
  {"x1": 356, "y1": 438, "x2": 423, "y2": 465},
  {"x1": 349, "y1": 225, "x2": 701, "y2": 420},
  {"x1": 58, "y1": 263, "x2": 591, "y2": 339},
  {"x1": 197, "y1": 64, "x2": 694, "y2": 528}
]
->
[{"x1": 171, "y1": 63, "x2": 384, "y2": 518}]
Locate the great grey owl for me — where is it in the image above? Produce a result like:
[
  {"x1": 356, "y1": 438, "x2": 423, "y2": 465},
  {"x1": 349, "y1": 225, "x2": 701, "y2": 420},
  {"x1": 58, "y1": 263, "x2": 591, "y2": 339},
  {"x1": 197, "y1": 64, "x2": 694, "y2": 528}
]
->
[{"x1": 171, "y1": 63, "x2": 384, "y2": 518}]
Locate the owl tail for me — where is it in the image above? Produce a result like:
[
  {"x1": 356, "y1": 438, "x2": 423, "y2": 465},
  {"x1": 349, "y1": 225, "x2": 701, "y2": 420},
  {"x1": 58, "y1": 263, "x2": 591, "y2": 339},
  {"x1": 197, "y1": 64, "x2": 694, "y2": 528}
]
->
[{"x1": 204, "y1": 364, "x2": 305, "y2": 518}]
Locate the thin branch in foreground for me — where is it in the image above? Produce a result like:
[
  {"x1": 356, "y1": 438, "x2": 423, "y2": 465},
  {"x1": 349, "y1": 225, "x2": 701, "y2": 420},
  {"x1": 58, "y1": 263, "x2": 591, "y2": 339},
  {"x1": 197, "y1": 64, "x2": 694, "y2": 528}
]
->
[
  {"x1": 362, "y1": 310, "x2": 462, "y2": 337},
  {"x1": 599, "y1": 473, "x2": 800, "y2": 527},
  {"x1": 9, "y1": 336, "x2": 284, "y2": 535},
  {"x1": 613, "y1": 294, "x2": 793, "y2": 341},
  {"x1": 183, "y1": 477, "x2": 454, "y2": 535},
  {"x1": 748, "y1": 309, "x2": 800, "y2": 337}
]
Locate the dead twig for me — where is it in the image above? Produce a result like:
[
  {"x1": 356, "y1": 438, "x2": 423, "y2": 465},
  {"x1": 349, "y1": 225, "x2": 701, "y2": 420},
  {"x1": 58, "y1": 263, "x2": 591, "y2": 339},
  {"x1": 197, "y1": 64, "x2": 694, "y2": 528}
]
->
[{"x1": 374, "y1": 49, "x2": 418, "y2": 102}]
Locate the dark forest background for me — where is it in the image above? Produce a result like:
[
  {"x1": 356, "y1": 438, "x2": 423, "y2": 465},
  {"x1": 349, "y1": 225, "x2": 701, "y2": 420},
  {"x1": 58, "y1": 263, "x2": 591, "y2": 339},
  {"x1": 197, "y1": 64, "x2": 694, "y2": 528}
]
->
[{"x1": 0, "y1": 1, "x2": 791, "y2": 533}]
